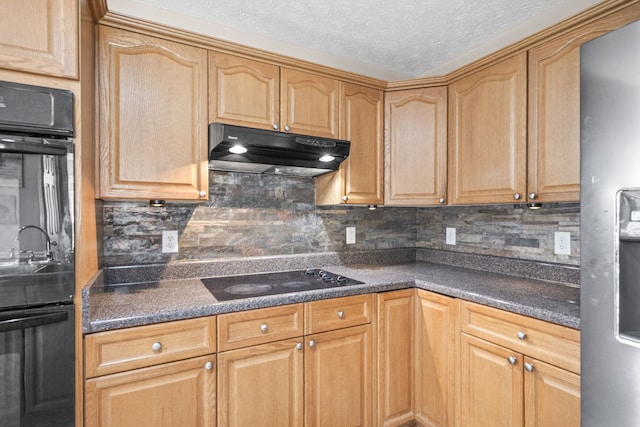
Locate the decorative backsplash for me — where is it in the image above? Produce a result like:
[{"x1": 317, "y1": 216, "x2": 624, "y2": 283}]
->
[{"x1": 101, "y1": 172, "x2": 580, "y2": 266}]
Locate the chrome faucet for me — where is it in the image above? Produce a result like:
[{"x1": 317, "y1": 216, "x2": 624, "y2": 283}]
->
[{"x1": 15, "y1": 225, "x2": 57, "y2": 262}]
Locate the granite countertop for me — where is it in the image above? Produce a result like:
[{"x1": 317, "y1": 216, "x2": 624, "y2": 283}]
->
[{"x1": 84, "y1": 251, "x2": 580, "y2": 333}]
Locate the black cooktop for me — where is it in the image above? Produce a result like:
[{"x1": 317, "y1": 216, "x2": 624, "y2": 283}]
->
[{"x1": 201, "y1": 269, "x2": 363, "y2": 301}]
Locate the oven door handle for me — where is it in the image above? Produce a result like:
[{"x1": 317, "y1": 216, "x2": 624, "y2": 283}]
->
[
  {"x1": 0, "y1": 134, "x2": 69, "y2": 156},
  {"x1": 0, "y1": 310, "x2": 68, "y2": 333}
]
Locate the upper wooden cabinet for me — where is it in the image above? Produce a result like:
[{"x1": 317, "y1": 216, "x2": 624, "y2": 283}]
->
[
  {"x1": 97, "y1": 26, "x2": 209, "y2": 201},
  {"x1": 0, "y1": 0, "x2": 78, "y2": 78},
  {"x1": 385, "y1": 87, "x2": 448, "y2": 206},
  {"x1": 316, "y1": 83, "x2": 384, "y2": 205},
  {"x1": 209, "y1": 52, "x2": 339, "y2": 138},
  {"x1": 448, "y1": 52, "x2": 528, "y2": 205}
]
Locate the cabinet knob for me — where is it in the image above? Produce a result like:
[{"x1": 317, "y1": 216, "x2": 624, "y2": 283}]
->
[
  {"x1": 273, "y1": 123, "x2": 279, "y2": 130},
  {"x1": 260, "y1": 323, "x2": 268, "y2": 332},
  {"x1": 284, "y1": 125, "x2": 291, "y2": 132},
  {"x1": 338, "y1": 310, "x2": 345, "y2": 318},
  {"x1": 342, "y1": 196, "x2": 348, "y2": 202},
  {"x1": 151, "y1": 342, "x2": 162, "y2": 352},
  {"x1": 309, "y1": 339, "x2": 316, "y2": 348},
  {"x1": 517, "y1": 331, "x2": 527, "y2": 340},
  {"x1": 198, "y1": 190, "x2": 207, "y2": 198},
  {"x1": 524, "y1": 362, "x2": 534, "y2": 372},
  {"x1": 507, "y1": 355, "x2": 517, "y2": 365},
  {"x1": 205, "y1": 361, "x2": 213, "y2": 371},
  {"x1": 513, "y1": 193, "x2": 521, "y2": 200},
  {"x1": 528, "y1": 192, "x2": 537, "y2": 200},
  {"x1": 296, "y1": 342, "x2": 303, "y2": 350},
  {"x1": 439, "y1": 197, "x2": 446, "y2": 204}
]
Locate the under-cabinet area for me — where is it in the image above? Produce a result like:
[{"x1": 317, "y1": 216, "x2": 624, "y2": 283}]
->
[{"x1": 83, "y1": 287, "x2": 579, "y2": 427}]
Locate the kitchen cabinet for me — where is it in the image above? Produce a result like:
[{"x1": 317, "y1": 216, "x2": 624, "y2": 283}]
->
[
  {"x1": 84, "y1": 317, "x2": 217, "y2": 427},
  {"x1": 377, "y1": 289, "x2": 415, "y2": 426},
  {"x1": 448, "y1": 52, "x2": 528, "y2": 205},
  {"x1": 209, "y1": 52, "x2": 339, "y2": 138},
  {"x1": 384, "y1": 87, "x2": 448, "y2": 206},
  {"x1": 458, "y1": 300, "x2": 580, "y2": 427},
  {"x1": 97, "y1": 26, "x2": 209, "y2": 201},
  {"x1": 414, "y1": 290, "x2": 457, "y2": 427},
  {"x1": 316, "y1": 83, "x2": 384, "y2": 205},
  {"x1": 0, "y1": 0, "x2": 78, "y2": 78}
]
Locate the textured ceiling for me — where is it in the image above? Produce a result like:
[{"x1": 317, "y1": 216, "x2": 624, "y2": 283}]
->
[{"x1": 110, "y1": 0, "x2": 601, "y2": 81}]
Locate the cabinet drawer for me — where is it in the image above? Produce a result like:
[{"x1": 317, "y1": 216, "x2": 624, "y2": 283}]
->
[
  {"x1": 459, "y1": 301, "x2": 580, "y2": 374},
  {"x1": 85, "y1": 317, "x2": 216, "y2": 378},
  {"x1": 218, "y1": 304, "x2": 304, "y2": 351},
  {"x1": 305, "y1": 294, "x2": 373, "y2": 334}
]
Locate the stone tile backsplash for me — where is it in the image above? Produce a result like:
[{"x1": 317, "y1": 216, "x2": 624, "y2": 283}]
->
[{"x1": 101, "y1": 172, "x2": 580, "y2": 266}]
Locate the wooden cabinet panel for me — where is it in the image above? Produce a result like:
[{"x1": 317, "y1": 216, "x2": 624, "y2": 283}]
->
[
  {"x1": 97, "y1": 26, "x2": 208, "y2": 200},
  {"x1": 305, "y1": 324, "x2": 373, "y2": 427},
  {"x1": 217, "y1": 339, "x2": 303, "y2": 427},
  {"x1": 415, "y1": 290, "x2": 457, "y2": 427},
  {"x1": 0, "y1": 0, "x2": 77, "y2": 78},
  {"x1": 281, "y1": 68, "x2": 340, "y2": 138},
  {"x1": 459, "y1": 300, "x2": 580, "y2": 374},
  {"x1": 305, "y1": 294, "x2": 373, "y2": 334},
  {"x1": 217, "y1": 303, "x2": 303, "y2": 351},
  {"x1": 448, "y1": 53, "x2": 527, "y2": 205},
  {"x1": 85, "y1": 317, "x2": 216, "y2": 378},
  {"x1": 377, "y1": 289, "x2": 415, "y2": 426},
  {"x1": 460, "y1": 333, "x2": 524, "y2": 427},
  {"x1": 209, "y1": 52, "x2": 280, "y2": 130},
  {"x1": 385, "y1": 87, "x2": 448, "y2": 206},
  {"x1": 524, "y1": 357, "x2": 580, "y2": 427},
  {"x1": 84, "y1": 355, "x2": 216, "y2": 427},
  {"x1": 316, "y1": 83, "x2": 384, "y2": 205}
]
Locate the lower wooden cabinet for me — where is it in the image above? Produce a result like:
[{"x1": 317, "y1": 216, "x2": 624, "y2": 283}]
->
[{"x1": 84, "y1": 354, "x2": 216, "y2": 427}]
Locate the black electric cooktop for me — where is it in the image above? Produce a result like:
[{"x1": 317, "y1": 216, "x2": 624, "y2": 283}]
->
[{"x1": 201, "y1": 269, "x2": 363, "y2": 301}]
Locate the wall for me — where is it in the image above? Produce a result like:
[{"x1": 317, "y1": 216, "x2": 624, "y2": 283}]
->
[{"x1": 101, "y1": 172, "x2": 580, "y2": 266}]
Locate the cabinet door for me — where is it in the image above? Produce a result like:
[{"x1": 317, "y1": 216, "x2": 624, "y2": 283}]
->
[
  {"x1": 459, "y1": 333, "x2": 523, "y2": 427},
  {"x1": 97, "y1": 26, "x2": 208, "y2": 200},
  {"x1": 84, "y1": 355, "x2": 216, "y2": 427},
  {"x1": 448, "y1": 53, "x2": 527, "y2": 205},
  {"x1": 0, "y1": 0, "x2": 77, "y2": 78},
  {"x1": 209, "y1": 52, "x2": 280, "y2": 130},
  {"x1": 305, "y1": 324, "x2": 373, "y2": 427},
  {"x1": 377, "y1": 290, "x2": 415, "y2": 427},
  {"x1": 217, "y1": 339, "x2": 303, "y2": 427},
  {"x1": 385, "y1": 87, "x2": 448, "y2": 206},
  {"x1": 316, "y1": 83, "x2": 384, "y2": 205},
  {"x1": 528, "y1": 19, "x2": 630, "y2": 203},
  {"x1": 280, "y1": 68, "x2": 339, "y2": 138},
  {"x1": 524, "y1": 357, "x2": 580, "y2": 427},
  {"x1": 415, "y1": 290, "x2": 457, "y2": 427}
]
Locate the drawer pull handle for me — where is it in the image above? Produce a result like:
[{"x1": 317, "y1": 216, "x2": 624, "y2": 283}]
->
[
  {"x1": 508, "y1": 355, "x2": 517, "y2": 365},
  {"x1": 517, "y1": 331, "x2": 527, "y2": 340},
  {"x1": 205, "y1": 361, "x2": 213, "y2": 371},
  {"x1": 309, "y1": 339, "x2": 316, "y2": 348},
  {"x1": 260, "y1": 323, "x2": 268, "y2": 332},
  {"x1": 151, "y1": 342, "x2": 162, "y2": 352},
  {"x1": 524, "y1": 362, "x2": 534, "y2": 372},
  {"x1": 296, "y1": 342, "x2": 303, "y2": 350},
  {"x1": 338, "y1": 310, "x2": 345, "y2": 318}
]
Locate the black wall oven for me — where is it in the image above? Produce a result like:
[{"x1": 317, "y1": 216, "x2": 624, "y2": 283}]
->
[{"x1": 0, "y1": 80, "x2": 75, "y2": 426}]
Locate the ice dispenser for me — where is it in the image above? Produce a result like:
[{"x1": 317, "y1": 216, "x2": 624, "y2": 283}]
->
[{"x1": 617, "y1": 189, "x2": 640, "y2": 342}]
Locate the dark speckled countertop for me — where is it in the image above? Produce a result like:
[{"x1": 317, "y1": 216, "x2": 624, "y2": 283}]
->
[{"x1": 84, "y1": 249, "x2": 580, "y2": 333}]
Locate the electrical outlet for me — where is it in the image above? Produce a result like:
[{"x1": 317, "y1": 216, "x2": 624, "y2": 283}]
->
[
  {"x1": 446, "y1": 227, "x2": 456, "y2": 245},
  {"x1": 162, "y1": 230, "x2": 179, "y2": 253},
  {"x1": 554, "y1": 231, "x2": 571, "y2": 255},
  {"x1": 346, "y1": 227, "x2": 356, "y2": 245}
]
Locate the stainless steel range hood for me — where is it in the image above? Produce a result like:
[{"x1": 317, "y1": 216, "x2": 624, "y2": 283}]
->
[{"x1": 208, "y1": 123, "x2": 350, "y2": 177}]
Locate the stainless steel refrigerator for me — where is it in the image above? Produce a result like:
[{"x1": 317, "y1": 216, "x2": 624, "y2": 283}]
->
[{"x1": 581, "y1": 18, "x2": 640, "y2": 426}]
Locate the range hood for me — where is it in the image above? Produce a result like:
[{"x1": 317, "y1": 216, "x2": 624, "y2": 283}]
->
[{"x1": 209, "y1": 123, "x2": 350, "y2": 177}]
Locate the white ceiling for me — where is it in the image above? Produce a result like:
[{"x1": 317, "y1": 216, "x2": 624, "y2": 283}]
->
[{"x1": 108, "y1": 0, "x2": 602, "y2": 82}]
